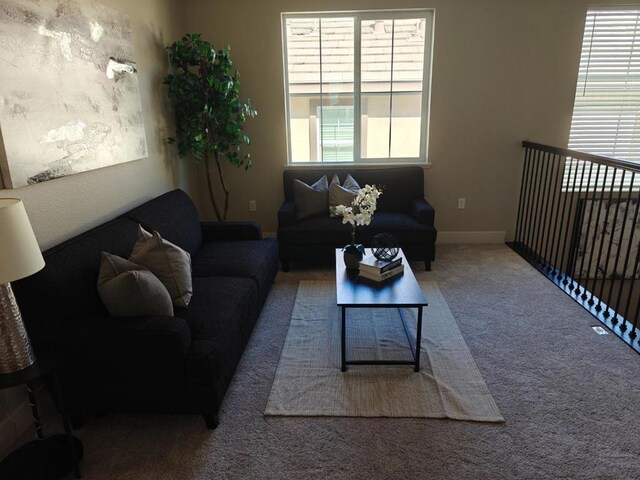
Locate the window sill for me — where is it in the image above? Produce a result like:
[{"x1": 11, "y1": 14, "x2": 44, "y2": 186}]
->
[{"x1": 284, "y1": 162, "x2": 432, "y2": 169}]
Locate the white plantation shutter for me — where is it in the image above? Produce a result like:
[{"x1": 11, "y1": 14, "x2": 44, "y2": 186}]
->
[
  {"x1": 318, "y1": 106, "x2": 355, "y2": 162},
  {"x1": 569, "y1": 8, "x2": 640, "y2": 162}
]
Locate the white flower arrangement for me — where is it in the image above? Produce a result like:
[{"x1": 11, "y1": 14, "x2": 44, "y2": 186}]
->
[{"x1": 334, "y1": 184, "x2": 382, "y2": 245}]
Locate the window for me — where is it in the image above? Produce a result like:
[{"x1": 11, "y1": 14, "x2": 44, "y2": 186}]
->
[
  {"x1": 569, "y1": 8, "x2": 640, "y2": 162},
  {"x1": 282, "y1": 10, "x2": 434, "y2": 164}
]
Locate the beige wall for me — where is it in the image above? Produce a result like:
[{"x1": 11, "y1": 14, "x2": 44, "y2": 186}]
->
[
  {"x1": 0, "y1": 0, "x2": 182, "y2": 456},
  {"x1": 179, "y1": 0, "x2": 611, "y2": 237}
]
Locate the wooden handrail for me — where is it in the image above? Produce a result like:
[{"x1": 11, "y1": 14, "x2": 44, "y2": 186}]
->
[{"x1": 522, "y1": 141, "x2": 640, "y2": 173}]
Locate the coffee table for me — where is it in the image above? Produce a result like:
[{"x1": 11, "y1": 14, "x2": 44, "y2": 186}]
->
[{"x1": 336, "y1": 248, "x2": 428, "y2": 372}]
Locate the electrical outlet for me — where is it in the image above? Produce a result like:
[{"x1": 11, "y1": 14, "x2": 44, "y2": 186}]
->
[
  {"x1": 592, "y1": 326, "x2": 608, "y2": 335},
  {"x1": 458, "y1": 198, "x2": 466, "y2": 209},
  {"x1": 249, "y1": 200, "x2": 257, "y2": 212}
]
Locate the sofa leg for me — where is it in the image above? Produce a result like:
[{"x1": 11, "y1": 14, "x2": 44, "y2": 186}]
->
[
  {"x1": 425, "y1": 261, "x2": 432, "y2": 271},
  {"x1": 281, "y1": 260, "x2": 290, "y2": 272},
  {"x1": 203, "y1": 411, "x2": 219, "y2": 429}
]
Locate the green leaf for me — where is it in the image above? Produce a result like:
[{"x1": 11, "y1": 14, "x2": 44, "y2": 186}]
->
[{"x1": 164, "y1": 33, "x2": 258, "y2": 193}]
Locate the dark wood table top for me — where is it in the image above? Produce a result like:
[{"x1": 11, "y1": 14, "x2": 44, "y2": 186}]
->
[{"x1": 336, "y1": 248, "x2": 428, "y2": 307}]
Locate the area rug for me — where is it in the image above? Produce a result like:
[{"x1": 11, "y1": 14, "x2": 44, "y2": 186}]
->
[{"x1": 265, "y1": 280, "x2": 504, "y2": 422}]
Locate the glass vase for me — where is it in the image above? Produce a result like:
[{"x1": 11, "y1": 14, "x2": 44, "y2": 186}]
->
[{"x1": 343, "y1": 226, "x2": 364, "y2": 270}]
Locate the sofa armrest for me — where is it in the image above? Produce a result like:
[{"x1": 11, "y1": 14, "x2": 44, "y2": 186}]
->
[
  {"x1": 201, "y1": 221, "x2": 263, "y2": 242},
  {"x1": 278, "y1": 200, "x2": 296, "y2": 228},
  {"x1": 79, "y1": 315, "x2": 191, "y2": 357},
  {"x1": 411, "y1": 198, "x2": 435, "y2": 226}
]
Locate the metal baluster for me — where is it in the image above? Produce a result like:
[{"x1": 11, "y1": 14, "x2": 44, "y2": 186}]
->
[
  {"x1": 556, "y1": 158, "x2": 584, "y2": 285},
  {"x1": 527, "y1": 150, "x2": 542, "y2": 260},
  {"x1": 633, "y1": 279, "x2": 640, "y2": 338},
  {"x1": 524, "y1": 150, "x2": 540, "y2": 256},
  {"x1": 520, "y1": 148, "x2": 537, "y2": 254},
  {"x1": 576, "y1": 161, "x2": 595, "y2": 296},
  {"x1": 624, "y1": 243, "x2": 640, "y2": 339},
  {"x1": 559, "y1": 157, "x2": 582, "y2": 283},
  {"x1": 613, "y1": 172, "x2": 638, "y2": 330},
  {"x1": 542, "y1": 154, "x2": 562, "y2": 272},
  {"x1": 597, "y1": 168, "x2": 625, "y2": 311},
  {"x1": 569, "y1": 160, "x2": 589, "y2": 290},
  {"x1": 535, "y1": 152, "x2": 554, "y2": 266},
  {"x1": 533, "y1": 152, "x2": 549, "y2": 264},
  {"x1": 604, "y1": 170, "x2": 630, "y2": 321},
  {"x1": 588, "y1": 165, "x2": 610, "y2": 306},
  {"x1": 515, "y1": 147, "x2": 533, "y2": 246},
  {"x1": 551, "y1": 156, "x2": 574, "y2": 276},
  {"x1": 593, "y1": 168, "x2": 619, "y2": 311}
]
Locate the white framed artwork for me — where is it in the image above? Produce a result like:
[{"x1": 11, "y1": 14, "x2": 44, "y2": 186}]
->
[{"x1": 0, "y1": 0, "x2": 148, "y2": 188}]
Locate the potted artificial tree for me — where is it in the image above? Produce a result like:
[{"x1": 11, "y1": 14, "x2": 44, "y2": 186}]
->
[{"x1": 164, "y1": 33, "x2": 257, "y2": 221}]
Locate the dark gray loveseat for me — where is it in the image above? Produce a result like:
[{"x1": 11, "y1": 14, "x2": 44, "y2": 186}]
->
[
  {"x1": 12, "y1": 189, "x2": 278, "y2": 428},
  {"x1": 278, "y1": 167, "x2": 437, "y2": 270}
]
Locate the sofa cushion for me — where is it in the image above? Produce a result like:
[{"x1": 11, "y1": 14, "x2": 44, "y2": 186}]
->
[
  {"x1": 97, "y1": 253, "x2": 174, "y2": 317},
  {"x1": 192, "y1": 238, "x2": 278, "y2": 292},
  {"x1": 279, "y1": 212, "x2": 436, "y2": 245},
  {"x1": 293, "y1": 176, "x2": 329, "y2": 220},
  {"x1": 177, "y1": 276, "x2": 257, "y2": 342},
  {"x1": 182, "y1": 276, "x2": 259, "y2": 386},
  {"x1": 129, "y1": 226, "x2": 193, "y2": 308},
  {"x1": 126, "y1": 190, "x2": 202, "y2": 256}
]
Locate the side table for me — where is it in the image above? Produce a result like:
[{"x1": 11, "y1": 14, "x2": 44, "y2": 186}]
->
[{"x1": 0, "y1": 348, "x2": 82, "y2": 479}]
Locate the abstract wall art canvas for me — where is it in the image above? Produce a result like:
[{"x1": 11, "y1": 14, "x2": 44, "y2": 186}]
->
[{"x1": 0, "y1": 0, "x2": 148, "y2": 188}]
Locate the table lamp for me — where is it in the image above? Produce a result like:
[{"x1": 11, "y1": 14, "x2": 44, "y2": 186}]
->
[{"x1": 0, "y1": 198, "x2": 45, "y2": 374}]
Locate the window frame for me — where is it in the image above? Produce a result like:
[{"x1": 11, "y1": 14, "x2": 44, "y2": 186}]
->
[{"x1": 281, "y1": 8, "x2": 435, "y2": 166}]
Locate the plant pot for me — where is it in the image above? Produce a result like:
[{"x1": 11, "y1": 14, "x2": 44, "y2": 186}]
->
[{"x1": 343, "y1": 244, "x2": 365, "y2": 270}]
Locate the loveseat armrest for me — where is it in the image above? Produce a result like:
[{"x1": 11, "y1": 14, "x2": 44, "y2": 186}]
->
[
  {"x1": 278, "y1": 200, "x2": 296, "y2": 228},
  {"x1": 411, "y1": 198, "x2": 435, "y2": 226},
  {"x1": 79, "y1": 315, "x2": 191, "y2": 357},
  {"x1": 201, "y1": 221, "x2": 263, "y2": 242}
]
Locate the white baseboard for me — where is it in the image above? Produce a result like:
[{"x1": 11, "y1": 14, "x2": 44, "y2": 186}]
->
[{"x1": 437, "y1": 231, "x2": 506, "y2": 244}]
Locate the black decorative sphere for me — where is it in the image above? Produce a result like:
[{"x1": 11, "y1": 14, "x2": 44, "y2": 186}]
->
[{"x1": 372, "y1": 233, "x2": 399, "y2": 261}]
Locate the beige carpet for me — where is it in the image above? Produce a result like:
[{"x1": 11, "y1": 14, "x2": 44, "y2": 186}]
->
[{"x1": 265, "y1": 280, "x2": 504, "y2": 422}]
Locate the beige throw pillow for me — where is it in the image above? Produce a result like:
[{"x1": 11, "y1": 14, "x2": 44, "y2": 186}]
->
[
  {"x1": 97, "y1": 252, "x2": 174, "y2": 317},
  {"x1": 329, "y1": 174, "x2": 360, "y2": 216},
  {"x1": 129, "y1": 226, "x2": 193, "y2": 308}
]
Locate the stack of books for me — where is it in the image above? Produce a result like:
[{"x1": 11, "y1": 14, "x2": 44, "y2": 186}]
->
[{"x1": 358, "y1": 254, "x2": 404, "y2": 282}]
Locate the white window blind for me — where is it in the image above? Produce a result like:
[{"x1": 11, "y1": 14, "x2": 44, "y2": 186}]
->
[
  {"x1": 568, "y1": 8, "x2": 640, "y2": 161},
  {"x1": 563, "y1": 8, "x2": 640, "y2": 191}
]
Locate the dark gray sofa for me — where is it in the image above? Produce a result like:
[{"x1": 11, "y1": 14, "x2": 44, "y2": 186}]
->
[
  {"x1": 12, "y1": 189, "x2": 279, "y2": 428},
  {"x1": 278, "y1": 167, "x2": 437, "y2": 270}
]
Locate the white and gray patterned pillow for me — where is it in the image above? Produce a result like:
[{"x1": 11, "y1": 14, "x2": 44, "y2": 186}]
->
[{"x1": 329, "y1": 174, "x2": 360, "y2": 216}]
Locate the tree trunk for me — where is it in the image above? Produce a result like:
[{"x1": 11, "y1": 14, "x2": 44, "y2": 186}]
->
[
  {"x1": 214, "y1": 151, "x2": 230, "y2": 221},
  {"x1": 204, "y1": 151, "x2": 223, "y2": 221}
]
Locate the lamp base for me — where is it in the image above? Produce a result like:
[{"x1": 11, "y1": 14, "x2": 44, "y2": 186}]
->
[{"x1": 0, "y1": 283, "x2": 36, "y2": 374}]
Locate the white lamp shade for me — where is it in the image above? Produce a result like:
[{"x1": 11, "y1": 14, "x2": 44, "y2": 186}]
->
[{"x1": 0, "y1": 199, "x2": 45, "y2": 284}]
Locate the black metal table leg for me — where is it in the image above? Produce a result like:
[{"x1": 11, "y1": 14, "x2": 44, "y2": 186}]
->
[
  {"x1": 415, "y1": 306, "x2": 423, "y2": 372},
  {"x1": 341, "y1": 306, "x2": 346, "y2": 372},
  {"x1": 25, "y1": 382, "x2": 44, "y2": 440},
  {"x1": 51, "y1": 369, "x2": 81, "y2": 478}
]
